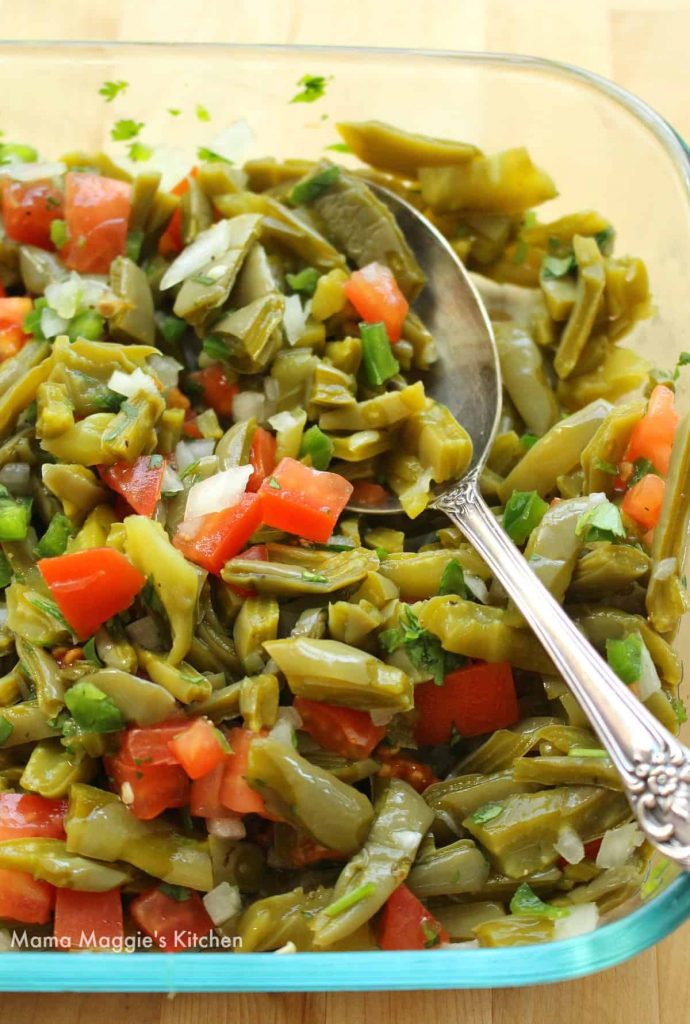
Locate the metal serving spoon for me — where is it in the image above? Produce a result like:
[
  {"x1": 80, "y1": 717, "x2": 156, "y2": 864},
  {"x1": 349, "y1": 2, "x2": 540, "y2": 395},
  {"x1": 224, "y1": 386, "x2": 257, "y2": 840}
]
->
[{"x1": 353, "y1": 183, "x2": 690, "y2": 872}]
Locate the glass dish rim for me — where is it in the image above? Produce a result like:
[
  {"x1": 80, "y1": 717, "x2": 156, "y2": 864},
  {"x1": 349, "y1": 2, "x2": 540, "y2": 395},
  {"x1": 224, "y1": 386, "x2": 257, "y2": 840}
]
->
[{"x1": 0, "y1": 41, "x2": 688, "y2": 991}]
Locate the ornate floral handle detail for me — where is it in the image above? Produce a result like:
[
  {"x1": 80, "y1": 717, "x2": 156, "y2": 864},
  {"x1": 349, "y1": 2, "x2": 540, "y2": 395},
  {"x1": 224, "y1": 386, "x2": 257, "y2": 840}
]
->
[{"x1": 433, "y1": 473, "x2": 690, "y2": 869}]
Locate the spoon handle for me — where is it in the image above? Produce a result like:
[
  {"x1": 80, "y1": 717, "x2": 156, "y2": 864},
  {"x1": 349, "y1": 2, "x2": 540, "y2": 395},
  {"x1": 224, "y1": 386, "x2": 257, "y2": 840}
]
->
[{"x1": 434, "y1": 471, "x2": 690, "y2": 870}]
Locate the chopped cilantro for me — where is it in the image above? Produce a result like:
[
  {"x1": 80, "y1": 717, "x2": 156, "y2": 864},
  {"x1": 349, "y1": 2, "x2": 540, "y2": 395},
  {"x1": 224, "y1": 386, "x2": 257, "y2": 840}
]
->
[
  {"x1": 671, "y1": 696, "x2": 688, "y2": 725},
  {"x1": 195, "y1": 104, "x2": 211, "y2": 122},
  {"x1": 49, "y1": 219, "x2": 68, "y2": 249},
  {"x1": 99, "y1": 80, "x2": 128, "y2": 102},
  {"x1": 197, "y1": 146, "x2": 227, "y2": 163},
  {"x1": 594, "y1": 226, "x2": 615, "y2": 255},
  {"x1": 325, "y1": 142, "x2": 351, "y2": 153},
  {"x1": 420, "y1": 919, "x2": 443, "y2": 948},
  {"x1": 289, "y1": 164, "x2": 340, "y2": 206},
  {"x1": 593, "y1": 458, "x2": 618, "y2": 475},
  {"x1": 510, "y1": 883, "x2": 568, "y2": 919},
  {"x1": 439, "y1": 558, "x2": 467, "y2": 598},
  {"x1": 168, "y1": 108, "x2": 181, "y2": 117},
  {"x1": 520, "y1": 432, "x2": 539, "y2": 450},
  {"x1": 379, "y1": 605, "x2": 463, "y2": 686},
  {"x1": 158, "y1": 882, "x2": 192, "y2": 902},
  {"x1": 290, "y1": 74, "x2": 330, "y2": 104},
  {"x1": 286, "y1": 266, "x2": 320, "y2": 296},
  {"x1": 128, "y1": 141, "x2": 153, "y2": 163},
  {"x1": 111, "y1": 119, "x2": 144, "y2": 142},
  {"x1": 629, "y1": 458, "x2": 659, "y2": 486},
  {"x1": 64, "y1": 681, "x2": 126, "y2": 733},
  {"x1": 541, "y1": 253, "x2": 576, "y2": 279},
  {"x1": 471, "y1": 803, "x2": 504, "y2": 825},
  {"x1": 0, "y1": 717, "x2": 12, "y2": 745},
  {"x1": 301, "y1": 569, "x2": 328, "y2": 584},
  {"x1": 575, "y1": 500, "x2": 625, "y2": 542}
]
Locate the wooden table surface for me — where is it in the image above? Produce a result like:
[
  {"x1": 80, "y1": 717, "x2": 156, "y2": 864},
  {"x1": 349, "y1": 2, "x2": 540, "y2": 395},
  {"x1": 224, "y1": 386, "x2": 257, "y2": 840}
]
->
[{"x1": 1, "y1": 1, "x2": 690, "y2": 1020}]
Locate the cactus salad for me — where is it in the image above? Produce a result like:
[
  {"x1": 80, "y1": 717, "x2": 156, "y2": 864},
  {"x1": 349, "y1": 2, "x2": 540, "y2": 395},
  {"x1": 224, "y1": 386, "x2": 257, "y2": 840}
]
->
[{"x1": 0, "y1": 117, "x2": 685, "y2": 953}]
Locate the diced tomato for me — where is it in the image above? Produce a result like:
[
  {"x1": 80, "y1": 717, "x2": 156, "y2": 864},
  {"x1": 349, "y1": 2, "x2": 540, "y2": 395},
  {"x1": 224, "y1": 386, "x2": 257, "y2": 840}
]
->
[
  {"x1": 0, "y1": 296, "x2": 32, "y2": 362},
  {"x1": 343, "y1": 262, "x2": 409, "y2": 343},
  {"x1": 623, "y1": 384, "x2": 679, "y2": 476},
  {"x1": 247, "y1": 427, "x2": 277, "y2": 492},
  {"x1": 130, "y1": 886, "x2": 214, "y2": 952},
  {"x1": 377, "y1": 749, "x2": 438, "y2": 793},
  {"x1": 280, "y1": 829, "x2": 347, "y2": 868},
  {"x1": 182, "y1": 412, "x2": 204, "y2": 438},
  {"x1": 187, "y1": 364, "x2": 238, "y2": 419},
  {"x1": 190, "y1": 761, "x2": 227, "y2": 818},
  {"x1": 54, "y1": 889, "x2": 123, "y2": 949},
  {"x1": 173, "y1": 493, "x2": 262, "y2": 574},
  {"x1": 622, "y1": 473, "x2": 666, "y2": 531},
  {"x1": 166, "y1": 386, "x2": 191, "y2": 410},
  {"x1": 2, "y1": 178, "x2": 64, "y2": 250},
  {"x1": 349, "y1": 480, "x2": 389, "y2": 507},
  {"x1": 62, "y1": 172, "x2": 132, "y2": 274},
  {"x1": 99, "y1": 455, "x2": 166, "y2": 517},
  {"x1": 414, "y1": 662, "x2": 519, "y2": 745},
  {"x1": 0, "y1": 323, "x2": 27, "y2": 361},
  {"x1": 378, "y1": 884, "x2": 448, "y2": 950},
  {"x1": 118, "y1": 720, "x2": 189, "y2": 768},
  {"x1": 168, "y1": 717, "x2": 227, "y2": 780},
  {"x1": 106, "y1": 754, "x2": 190, "y2": 821},
  {"x1": 0, "y1": 867, "x2": 55, "y2": 924},
  {"x1": 38, "y1": 547, "x2": 146, "y2": 639},
  {"x1": 0, "y1": 793, "x2": 67, "y2": 840},
  {"x1": 0, "y1": 281, "x2": 5, "y2": 297},
  {"x1": 220, "y1": 727, "x2": 271, "y2": 817},
  {"x1": 158, "y1": 169, "x2": 197, "y2": 258},
  {"x1": 558, "y1": 837, "x2": 603, "y2": 870},
  {"x1": 259, "y1": 457, "x2": 353, "y2": 543},
  {"x1": 294, "y1": 697, "x2": 386, "y2": 760}
]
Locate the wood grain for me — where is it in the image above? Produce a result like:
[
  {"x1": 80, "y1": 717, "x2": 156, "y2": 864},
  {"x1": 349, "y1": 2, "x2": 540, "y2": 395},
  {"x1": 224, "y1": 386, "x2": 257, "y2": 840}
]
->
[{"x1": 1, "y1": 1, "x2": 689, "y2": 1019}]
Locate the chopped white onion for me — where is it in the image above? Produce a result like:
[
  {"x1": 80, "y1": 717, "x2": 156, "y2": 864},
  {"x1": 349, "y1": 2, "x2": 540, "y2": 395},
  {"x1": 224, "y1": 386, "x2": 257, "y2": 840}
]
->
[
  {"x1": 206, "y1": 120, "x2": 254, "y2": 166},
  {"x1": 269, "y1": 706, "x2": 303, "y2": 747},
  {"x1": 0, "y1": 462, "x2": 31, "y2": 496},
  {"x1": 554, "y1": 827, "x2": 585, "y2": 865},
  {"x1": 147, "y1": 353, "x2": 183, "y2": 389},
  {"x1": 553, "y1": 903, "x2": 599, "y2": 941},
  {"x1": 160, "y1": 219, "x2": 237, "y2": 291},
  {"x1": 596, "y1": 823, "x2": 645, "y2": 870},
  {"x1": 264, "y1": 377, "x2": 280, "y2": 404},
  {"x1": 268, "y1": 410, "x2": 299, "y2": 433},
  {"x1": 638, "y1": 637, "x2": 662, "y2": 701},
  {"x1": 185, "y1": 465, "x2": 252, "y2": 521},
  {"x1": 651, "y1": 557, "x2": 677, "y2": 582},
  {"x1": 370, "y1": 707, "x2": 396, "y2": 727},
  {"x1": 126, "y1": 616, "x2": 163, "y2": 651},
  {"x1": 282, "y1": 294, "x2": 308, "y2": 347},
  {"x1": 108, "y1": 368, "x2": 159, "y2": 398},
  {"x1": 45, "y1": 272, "x2": 109, "y2": 319},
  {"x1": 233, "y1": 390, "x2": 265, "y2": 424},
  {"x1": 442, "y1": 939, "x2": 480, "y2": 950},
  {"x1": 1, "y1": 160, "x2": 66, "y2": 182},
  {"x1": 465, "y1": 573, "x2": 489, "y2": 604},
  {"x1": 40, "y1": 306, "x2": 70, "y2": 339},
  {"x1": 202, "y1": 881, "x2": 242, "y2": 926},
  {"x1": 161, "y1": 464, "x2": 184, "y2": 496},
  {"x1": 175, "y1": 438, "x2": 215, "y2": 471},
  {"x1": 120, "y1": 782, "x2": 135, "y2": 806},
  {"x1": 206, "y1": 815, "x2": 247, "y2": 840},
  {"x1": 273, "y1": 941, "x2": 297, "y2": 955},
  {"x1": 393, "y1": 829, "x2": 425, "y2": 856}
]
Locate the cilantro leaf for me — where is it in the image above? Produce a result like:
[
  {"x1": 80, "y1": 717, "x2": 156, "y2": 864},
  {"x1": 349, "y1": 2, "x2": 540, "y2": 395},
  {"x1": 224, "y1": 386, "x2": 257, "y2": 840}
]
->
[
  {"x1": 128, "y1": 141, "x2": 153, "y2": 162},
  {"x1": 510, "y1": 883, "x2": 568, "y2": 919},
  {"x1": 520, "y1": 432, "x2": 539, "y2": 450},
  {"x1": 325, "y1": 142, "x2": 350, "y2": 153},
  {"x1": 471, "y1": 802, "x2": 504, "y2": 825},
  {"x1": 0, "y1": 717, "x2": 12, "y2": 745},
  {"x1": 197, "y1": 146, "x2": 228, "y2": 163},
  {"x1": 629, "y1": 458, "x2": 659, "y2": 486},
  {"x1": 111, "y1": 119, "x2": 144, "y2": 142},
  {"x1": 439, "y1": 558, "x2": 467, "y2": 598},
  {"x1": 195, "y1": 104, "x2": 211, "y2": 122},
  {"x1": 290, "y1": 74, "x2": 330, "y2": 104},
  {"x1": 575, "y1": 500, "x2": 625, "y2": 543},
  {"x1": 168, "y1": 108, "x2": 181, "y2": 117},
  {"x1": 289, "y1": 165, "x2": 340, "y2": 206},
  {"x1": 158, "y1": 882, "x2": 192, "y2": 902},
  {"x1": 593, "y1": 458, "x2": 618, "y2": 475},
  {"x1": 594, "y1": 226, "x2": 615, "y2": 255},
  {"x1": 379, "y1": 606, "x2": 462, "y2": 686},
  {"x1": 64, "y1": 681, "x2": 126, "y2": 733},
  {"x1": 99, "y1": 80, "x2": 128, "y2": 102}
]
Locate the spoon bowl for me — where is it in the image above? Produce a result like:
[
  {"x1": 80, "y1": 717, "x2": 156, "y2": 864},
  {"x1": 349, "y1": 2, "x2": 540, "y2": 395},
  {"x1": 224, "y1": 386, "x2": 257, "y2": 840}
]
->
[{"x1": 352, "y1": 183, "x2": 690, "y2": 874}]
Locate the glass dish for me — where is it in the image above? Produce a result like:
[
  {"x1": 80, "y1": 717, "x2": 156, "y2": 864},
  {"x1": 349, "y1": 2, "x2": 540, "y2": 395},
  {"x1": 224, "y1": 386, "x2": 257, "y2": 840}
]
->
[{"x1": 0, "y1": 41, "x2": 689, "y2": 992}]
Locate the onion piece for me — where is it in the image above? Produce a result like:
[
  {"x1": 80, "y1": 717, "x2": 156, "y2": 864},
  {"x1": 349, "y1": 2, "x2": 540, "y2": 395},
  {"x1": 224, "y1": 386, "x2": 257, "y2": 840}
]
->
[
  {"x1": 185, "y1": 465, "x2": 252, "y2": 521},
  {"x1": 202, "y1": 881, "x2": 242, "y2": 926},
  {"x1": 651, "y1": 557, "x2": 677, "y2": 582},
  {"x1": 40, "y1": 307, "x2": 70, "y2": 339},
  {"x1": 160, "y1": 219, "x2": 236, "y2": 291},
  {"x1": 161, "y1": 464, "x2": 184, "y2": 496},
  {"x1": 147, "y1": 353, "x2": 183, "y2": 389},
  {"x1": 206, "y1": 815, "x2": 247, "y2": 840},
  {"x1": 108, "y1": 368, "x2": 159, "y2": 398},
  {"x1": 269, "y1": 707, "x2": 303, "y2": 747},
  {"x1": 370, "y1": 707, "x2": 395, "y2": 727},
  {"x1": 1, "y1": 160, "x2": 66, "y2": 182},
  {"x1": 282, "y1": 294, "x2": 307, "y2": 347},
  {"x1": 554, "y1": 827, "x2": 585, "y2": 865},
  {"x1": 465, "y1": 573, "x2": 489, "y2": 604},
  {"x1": 638, "y1": 638, "x2": 662, "y2": 701},
  {"x1": 205, "y1": 121, "x2": 254, "y2": 167},
  {"x1": 233, "y1": 390, "x2": 265, "y2": 424},
  {"x1": 273, "y1": 941, "x2": 298, "y2": 955},
  {"x1": 595, "y1": 823, "x2": 645, "y2": 870},
  {"x1": 175, "y1": 439, "x2": 215, "y2": 471},
  {"x1": 0, "y1": 462, "x2": 31, "y2": 496},
  {"x1": 553, "y1": 903, "x2": 599, "y2": 941}
]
